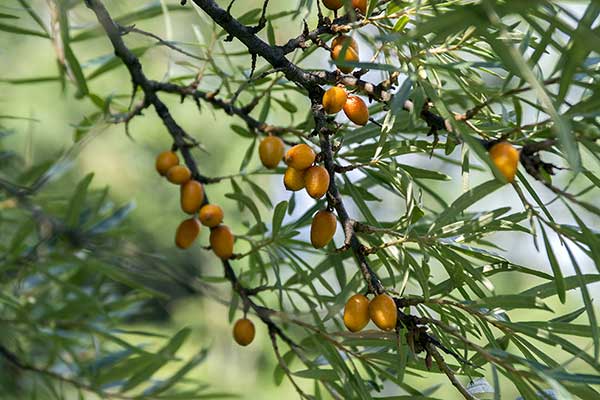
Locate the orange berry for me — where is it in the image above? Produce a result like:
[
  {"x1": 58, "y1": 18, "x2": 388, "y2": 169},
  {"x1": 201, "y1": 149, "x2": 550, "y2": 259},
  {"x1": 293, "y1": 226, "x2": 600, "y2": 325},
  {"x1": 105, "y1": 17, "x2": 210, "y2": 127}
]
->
[
  {"x1": 304, "y1": 166, "x2": 330, "y2": 199},
  {"x1": 199, "y1": 204, "x2": 224, "y2": 228},
  {"x1": 343, "y1": 95, "x2": 369, "y2": 126},
  {"x1": 285, "y1": 144, "x2": 316, "y2": 170},
  {"x1": 343, "y1": 294, "x2": 370, "y2": 332},
  {"x1": 489, "y1": 141, "x2": 520, "y2": 183},
  {"x1": 310, "y1": 210, "x2": 337, "y2": 248},
  {"x1": 352, "y1": 0, "x2": 367, "y2": 14},
  {"x1": 210, "y1": 224, "x2": 234, "y2": 260},
  {"x1": 180, "y1": 180, "x2": 204, "y2": 214},
  {"x1": 369, "y1": 294, "x2": 397, "y2": 331},
  {"x1": 233, "y1": 318, "x2": 255, "y2": 346},
  {"x1": 155, "y1": 151, "x2": 179, "y2": 176},
  {"x1": 331, "y1": 36, "x2": 359, "y2": 74},
  {"x1": 322, "y1": 87, "x2": 347, "y2": 114},
  {"x1": 322, "y1": 0, "x2": 343, "y2": 10},
  {"x1": 331, "y1": 35, "x2": 358, "y2": 53},
  {"x1": 259, "y1": 136, "x2": 285, "y2": 169},
  {"x1": 331, "y1": 45, "x2": 359, "y2": 74},
  {"x1": 166, "y1": 165, "x2": 192, "y2": 185},
  {"x1": 175, "y1": 218, "x2": 200, "y2": 249},
  {"x1": 284, "y1": 167, "x2": 306, "y2": 191}
]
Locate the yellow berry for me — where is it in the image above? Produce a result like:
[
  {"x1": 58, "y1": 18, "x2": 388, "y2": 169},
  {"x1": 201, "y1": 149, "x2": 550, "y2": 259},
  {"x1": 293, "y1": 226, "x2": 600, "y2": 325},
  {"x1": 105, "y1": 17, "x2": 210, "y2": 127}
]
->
[
  {"x1": 259, "y1": 136, "x2": 285, "y2": 169},
  {"x1": 343, "y1": 294, "x2": 370, "y2": 332},
  {"x1": 285, "y1": 144, "x2": 316, "y2": 170},
  {"x1": 155, "y1": 151, "x2": 179, "y2": 176},
  {"x1": 322, "y1": 87, "x2": 347, "y2": 114},
  {"x1": 304, "y1": 166, "x2": 330, "y2": 199},
  {"x1": 180, "y1": 180, "x2": 204, "y2": 214},
  {"x1": 331, "y1": 36, "x2": 359, "y2": 74},
  {"x1": 489, "y1": 141, "x2": 520, "y2": 183},
  {"x1": 233, "y1": 318, "x2": 255, "y2": 346},
  {"x1": 310, "y1": 210, "x2": 337, "y2": 249},
  {"x1": 199, "y1": 204, "x2": 224, "y2": 228},
  {"x1": 284, "y1": 167, "x2": 306, "y2": 191},
  {"x1": 369, "y1": 294, "x2": 397, "y2": 331},
  {"x1": 166, "y1": 165, "x2": 192, "y2": 185},
  {"x1": 210, "y1": 224, "x2": 234, "y2": 260},
  {"x1": 175, "y1": 218, "x2": 200, "y2": 249}
]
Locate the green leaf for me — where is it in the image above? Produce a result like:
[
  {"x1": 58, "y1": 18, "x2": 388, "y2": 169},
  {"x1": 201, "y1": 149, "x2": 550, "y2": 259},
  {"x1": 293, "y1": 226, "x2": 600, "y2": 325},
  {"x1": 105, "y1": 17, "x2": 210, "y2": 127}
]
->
[
  {"x1": 144, "y1": 349, "x2": 209, "y2": 395},
  {"x1": 240, "y1": 139, "x2": 257, "y2": 173},
  {"x1": 539, "y1": 225, "x2": 566, "y2": 303},
  {"x1": 230, "y1": 124, "x2": 255, "y2": 138},
  {"x1": 225, "y1": 192, "x2": 261, "y2": 223},
  {"x1": 87, "y1": 47, "x2": 151, "y2": 80},
  {"x1": 293, "y1": 368, "x2": 339, "y2": 381},
  {"x1": 430, "y1": 180, "x2": 504, "y2": 232},
  {"x1": 398, "y1": 164, "x2": 450, "y2": 181},
  {"x1": 470, "y1": 295, "x2": 551, "y2": 311},
  {"x1": 16, "y1": 0, "x2": 48, "y2": 35},
  {"x1": 564, "y1": 244, "x2": 599, "y2": 361},
  {"x1": 88, "y1": 202, "x2": 136, "y2": 234},
  {"x1": 66, "y1": 173, "x2": 94, "y2": 228},
  {"x1": 72, "y1": 2, "x2": 188, "y2": 42},
  {"x1": 56, "y1": 1, "x2": 88, "y2": 98},
  {"x1": 271, "y1": 201, "x2": 288, "y2": 237},
  {"x1": 0, "y1": 22, "x2": 48, "y2": 38},
  {"x1": 521, "y1": 274, "x2": 600, "y2": 299},
  {"x1": 0, "y1": 13, "x2": 19, "y2": 19}
]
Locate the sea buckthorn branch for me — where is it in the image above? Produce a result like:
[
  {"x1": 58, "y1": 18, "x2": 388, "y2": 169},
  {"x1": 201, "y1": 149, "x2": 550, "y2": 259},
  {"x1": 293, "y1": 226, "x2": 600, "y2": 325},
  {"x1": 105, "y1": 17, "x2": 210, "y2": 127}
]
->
[
  {"x1": 315, "y1": 109, "x2": 385, "y2": 294},
  {"x1": 120, "y1": 24, "x2": 208, "y2": 62},
  {"x1": 229, "y1": 67, "x2": 284, "y2": 107},
  {"x1": 426, "y1": 343, "x2": 478, "y2": 400},
  {"x1": 84, "y1": 0, "x2": 310, "y2": 383},
  {"x1": 88, "y1": 0, "x2": 521, "y2": 397},
  {"x1": 183, "y1": 0, "x2": 387, "y2": 296},
  {"x1": 455, "y1": 76, "x2": 562, "y2": 122},
  {"x1": 268, "y1": 327, "x2": 310, "y2": 400},
  {"x1": 182, "y1": 4, "x2": 479, "y2": 395},
  {"x1": 151, "y1": 81, "x2": 298, "y2": 136}
]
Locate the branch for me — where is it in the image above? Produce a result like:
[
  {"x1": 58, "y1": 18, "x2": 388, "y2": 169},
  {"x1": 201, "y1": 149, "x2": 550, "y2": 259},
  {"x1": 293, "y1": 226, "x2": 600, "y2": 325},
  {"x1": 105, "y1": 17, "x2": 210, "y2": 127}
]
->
[
  {"x1": 426, "y1": 343, "x2": 478, "y2": 400},
  {"x1": 84, "y1": 0, "x2": 302, "y2": 367},
  {"x1": 123, "y1": 25, "x2": 207, "y2": 61}
]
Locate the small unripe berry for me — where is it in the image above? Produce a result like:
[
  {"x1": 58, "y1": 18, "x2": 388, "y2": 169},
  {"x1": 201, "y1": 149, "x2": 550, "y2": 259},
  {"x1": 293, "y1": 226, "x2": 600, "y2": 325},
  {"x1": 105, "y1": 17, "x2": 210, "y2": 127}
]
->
[
  {"x1": 489, "y1": 141, "x2": 520, "y2": 183},
  {"x1": 284, "y1": 167, "x2": 306, "y2": 191},
  {"x1": 180, "y1": 180, "x2": 204, "y2": 214},
  {"x1": 166, "y1": 165, "x2": 192, "y2": 185},
  {"x1": 369, "y1": 294, "x2": 397, "y2": 331},
  {"x1": 175, "y1": 218, "x2": 200, "y2": 249},
  {"x1": 304, "y1": 166, "x2": 330, "y2": 199},
  {"x1": 233, "y1": 318, "x2": 255, "y2": 346},
  {"x1": 343, "y1": 95, "x2": 369, "y2": 126},
  {"x1": 199, "y1": 204, "x2": 224, "y2": 228},
  {"x1": 343, "y1": 294, "x2": 370, "y2": 332},
  {"x1": 310, "y1": 210, "x2": 337, "y2": 248},
  {"x1": 259, "y1": 136, "x2": 285, "y2": 169},
  {"x1": 210, "y1": 224, "x2": 234, "y2": 260},
  {"x1": 285, "y1": 144, "x2": 316, "y2": 170},
  {"x1": 155, "y1": 151, "x2": 179, "y2": 176},
  {"x1": 322, "y1": 87, "x2": 347, "y2": 114}
]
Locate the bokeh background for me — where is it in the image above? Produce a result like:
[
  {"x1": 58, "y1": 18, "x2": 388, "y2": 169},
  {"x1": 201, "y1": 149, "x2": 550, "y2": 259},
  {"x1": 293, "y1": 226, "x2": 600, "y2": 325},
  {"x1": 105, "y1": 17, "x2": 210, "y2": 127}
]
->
[{"x1": 0, "y1": 0, "x2": 598, "y2": 398}]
